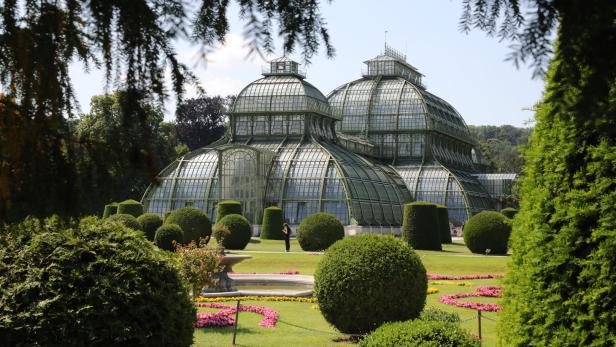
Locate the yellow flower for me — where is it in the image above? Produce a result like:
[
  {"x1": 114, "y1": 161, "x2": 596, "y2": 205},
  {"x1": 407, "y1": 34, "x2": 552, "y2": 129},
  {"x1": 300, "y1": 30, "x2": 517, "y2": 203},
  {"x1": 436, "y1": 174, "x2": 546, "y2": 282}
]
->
[{"x1": 427, "y1": 287, "x2": 439, "y2": 294}]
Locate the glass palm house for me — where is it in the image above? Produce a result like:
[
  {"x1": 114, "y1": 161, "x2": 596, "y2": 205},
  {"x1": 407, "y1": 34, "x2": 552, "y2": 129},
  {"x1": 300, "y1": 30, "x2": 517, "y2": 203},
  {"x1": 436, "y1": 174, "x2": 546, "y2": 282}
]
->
[{"x1": 142, "y1": 49, "x2": 515, "y2": 233}]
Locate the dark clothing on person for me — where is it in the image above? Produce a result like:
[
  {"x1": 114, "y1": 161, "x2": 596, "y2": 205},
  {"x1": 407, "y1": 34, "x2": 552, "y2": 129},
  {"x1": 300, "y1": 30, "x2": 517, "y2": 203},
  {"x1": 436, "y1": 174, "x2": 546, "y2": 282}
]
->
[{"x1": 283, "y1": 225, "x2": 291, "y2": 252}]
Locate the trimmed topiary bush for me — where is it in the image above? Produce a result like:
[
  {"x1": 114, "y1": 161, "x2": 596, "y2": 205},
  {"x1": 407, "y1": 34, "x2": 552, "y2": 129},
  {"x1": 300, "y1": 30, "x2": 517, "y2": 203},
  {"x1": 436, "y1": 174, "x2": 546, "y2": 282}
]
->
[
  {"x1": 402, "y1": 202, "x2": 442, "y2": 251},
  {"x1": 102, "y1": 203, "x2": 118, "y2": 218},
  {"x1": 137, "y1": 213, "x2": 163, "y2": 241},
  {"x1": 463, "y1": 211, "x2": 511, "y2": 255},
  {"x1": 215, "y1": 200, "x2": 242, "y2": 222},
  {"x1": 297, "y1": 212, "x2": 344, "y2": 251},
  {"x1": 214, "y1": 214, "x2": 252, "y2": 250},
  {"x1": 165, "y1": 207, "x2": 212, "y2": 244},
  {"x1": 500, "y1": 207, "x2": 518, "y2": 219},
  {"x1": 0, "y1": 217, "x2": 195, "y2": 347},
  {"x1": 260, "y1": 206, "x2": 284, "y2": 240},
  {"x1": 117, "y1": 199, "x2": 144, "y2": 217},
  {"x1": 155, "y1": 224, "x2": 184, "y2": 251},
  {"x1": 436, "y1": 205, "x2": 452, "y2": 244},
  {"x1": 107, "y1": 213, "x2": 142, "y2": 232},
  {"x1": 359, "y1": 319, "x2": 480, "y2": 347},
  {"x1": 314, "y1": 234, "x2": 427, "y2": 335}
]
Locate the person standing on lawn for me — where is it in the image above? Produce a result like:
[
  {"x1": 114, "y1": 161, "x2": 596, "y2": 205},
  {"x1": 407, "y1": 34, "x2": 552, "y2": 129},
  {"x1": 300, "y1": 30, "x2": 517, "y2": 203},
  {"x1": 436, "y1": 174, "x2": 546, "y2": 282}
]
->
[{"x1": 282, "y1": 223, "x2": 292, "y2": 252}]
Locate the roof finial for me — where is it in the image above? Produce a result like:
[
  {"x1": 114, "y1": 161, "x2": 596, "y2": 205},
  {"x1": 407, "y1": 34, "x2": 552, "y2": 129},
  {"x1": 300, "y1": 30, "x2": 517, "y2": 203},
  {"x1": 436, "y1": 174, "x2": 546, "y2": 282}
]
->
[{"x1": 384, "y1": 30, "x2": 388, "y2": 52}]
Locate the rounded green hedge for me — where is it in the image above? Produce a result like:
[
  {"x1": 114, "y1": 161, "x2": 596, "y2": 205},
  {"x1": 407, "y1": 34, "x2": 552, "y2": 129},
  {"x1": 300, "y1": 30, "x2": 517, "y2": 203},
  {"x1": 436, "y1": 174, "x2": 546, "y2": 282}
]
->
[
  {"x1": 137, "y1": 213, "x2": 163, "y2": 241},
  {"x1": 165, "y1": 207, "x2": 212, "y2": 245},
  {"x1": 108, "y1": 213, "x2": 142, "y2": 232},
  {"x1": 214, "y1": 214, "x2": 252, "y2": 250},
  {"x1": 117, "y1": 199, "x2": 144, "y2": 217},
  {"x1": 500, "y1": 207, "x2": 518, "y2": 219},
  {"x1": 402, "y1": 202, "x2": 442, "y2": 251},
  {"x1": 436, "y1": 205, "x2": 452, "y2": 244},
  {"x1": 216, "y1": 200, "x2": 242, "y2": 222},
  {"x1": 155, "y1": 224, "x2": 184, "y2": 251},
  {"x1": 297, "y1": 212, "x2": 344, "y2": 251},
  {"x1": 359, "y1": 319, "x2": 480, "y2": 347},
  {"x1": 314, "y1": 234, "x2": 427, "y2": 335},
  {"x1": 260, "y1": 206, "x2": 284, "y2": 240},
  {"x1": 0, "y1": 217, "x2": 195, "y2": 347},
  {"x1": 102, "y1": 203, "x2": 118, "y2": 218},
  {"x1": 463, "y1": 211, "x2": 511, "y2": 254}
]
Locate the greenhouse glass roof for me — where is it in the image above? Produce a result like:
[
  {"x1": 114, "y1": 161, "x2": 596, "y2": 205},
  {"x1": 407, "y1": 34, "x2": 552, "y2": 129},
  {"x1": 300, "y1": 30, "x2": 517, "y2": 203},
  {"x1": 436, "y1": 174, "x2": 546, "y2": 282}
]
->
[{"x1": 143, "y1": 52, "x2": 508, "y2": 228}]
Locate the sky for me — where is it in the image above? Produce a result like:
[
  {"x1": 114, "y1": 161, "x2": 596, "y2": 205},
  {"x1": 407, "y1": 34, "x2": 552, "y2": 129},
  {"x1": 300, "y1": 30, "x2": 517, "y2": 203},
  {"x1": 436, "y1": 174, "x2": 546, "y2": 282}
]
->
[{"x1": 70, "y1": 0, "x2": 546, "y2": 127}]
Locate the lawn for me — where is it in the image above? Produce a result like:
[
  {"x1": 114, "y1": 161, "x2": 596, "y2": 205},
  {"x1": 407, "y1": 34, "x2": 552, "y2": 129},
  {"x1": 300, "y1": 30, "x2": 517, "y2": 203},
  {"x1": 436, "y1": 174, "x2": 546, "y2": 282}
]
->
[{"x1": 195, "y1": 238, "x2": 509, "y2": 346}]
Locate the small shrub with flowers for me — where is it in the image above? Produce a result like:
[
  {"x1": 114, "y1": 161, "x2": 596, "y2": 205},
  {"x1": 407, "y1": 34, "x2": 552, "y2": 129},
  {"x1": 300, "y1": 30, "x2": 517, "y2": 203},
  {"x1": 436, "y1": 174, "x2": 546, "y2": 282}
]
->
[{"x1": 175, "y1": 240, "x2": 224, "y2": 298}]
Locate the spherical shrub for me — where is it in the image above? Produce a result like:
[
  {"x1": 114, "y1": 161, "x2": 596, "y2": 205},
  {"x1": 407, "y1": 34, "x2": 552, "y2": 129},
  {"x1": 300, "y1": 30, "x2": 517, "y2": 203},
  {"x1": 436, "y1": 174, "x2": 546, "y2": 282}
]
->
[
  {"x1": 137, "y1": 213, "x2": 163, "y2": 241},
  {"x1": 402, "y1": 202, "x2": 442, "y2": 251},
  {"x1": 359, "y1": 319, "x2": 480, "y2": 347},
  {"x1": 165, "y1": 207, "x2": 212, "y2": 244},
  {"x1": 102, "y1": 203, "x2": 118, "y2": 218},
  {"x1": 297, "y1": 212, "x2": 344, "y2": 251},
  {"x1": 0, "y1": 217, "x2": 195, "y2": 347},
  {"x1": 116, "y1": 199, "x2": 144, "y2": 217},
  {"x1": 500, "y1": 207, "x2": 518, "y2": 219},
  {"x1": 108, "y1": 213, "x2": 142, "y2": 231},
  {"x1": 260, "y1": 206, "x2": 284, "y2": 240},
  {"x1": 463, "y1": 211, "x2": 511, "y2": 254},
  {"x1": 216, "y1": 200, "x2": 242, "y2": 222},
  {"x1": 155, "y1": 224, "x2": 184, "y2": 251},
  {"x1": 436, "y1": 205, "x2": 452, "y2": 244},
  {"x1": 314, "y1": 234, "x2": 427, "y2": 335},
  {"x1": 214, "y1": 214, "x2": 252, "y2": 250}
]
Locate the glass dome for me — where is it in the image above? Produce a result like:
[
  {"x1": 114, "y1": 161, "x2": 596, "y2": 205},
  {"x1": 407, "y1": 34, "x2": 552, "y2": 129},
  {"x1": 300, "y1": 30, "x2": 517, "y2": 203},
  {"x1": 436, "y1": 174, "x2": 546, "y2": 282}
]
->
[
  {"x1": 327, "y1": 46, "x2": 494, "y2": 221},
  {"x1": 142, "y1": 56, "x2": 411, "y2": 228}
]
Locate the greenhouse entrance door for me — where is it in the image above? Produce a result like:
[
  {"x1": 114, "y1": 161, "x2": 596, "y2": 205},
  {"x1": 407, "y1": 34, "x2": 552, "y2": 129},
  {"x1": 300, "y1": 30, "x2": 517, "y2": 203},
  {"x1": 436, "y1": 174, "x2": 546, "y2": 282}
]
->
[{"x1": 218, "y1": 146, "x2": 274, "y2": 224}]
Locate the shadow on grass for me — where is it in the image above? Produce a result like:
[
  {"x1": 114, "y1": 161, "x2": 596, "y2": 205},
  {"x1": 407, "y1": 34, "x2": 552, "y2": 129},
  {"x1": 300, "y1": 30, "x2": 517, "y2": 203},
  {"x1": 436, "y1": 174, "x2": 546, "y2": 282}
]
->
[{"x1": 249, "y1": 238, "x2": 261, "y2": 244}]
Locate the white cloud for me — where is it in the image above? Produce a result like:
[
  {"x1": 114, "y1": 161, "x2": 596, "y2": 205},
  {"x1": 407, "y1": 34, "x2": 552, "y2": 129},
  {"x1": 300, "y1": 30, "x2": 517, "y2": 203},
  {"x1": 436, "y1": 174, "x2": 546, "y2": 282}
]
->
[{"x1": 181, "y1": 33, "x2": 267, "y2": 70}]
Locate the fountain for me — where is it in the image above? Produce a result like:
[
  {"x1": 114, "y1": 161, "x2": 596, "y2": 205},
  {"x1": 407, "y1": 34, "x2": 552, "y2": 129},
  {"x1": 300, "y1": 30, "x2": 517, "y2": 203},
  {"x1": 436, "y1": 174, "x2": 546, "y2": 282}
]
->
[
  {"x1": 201, "y1": 253, "x2": 314, "y2": 297},
  {"x1": 204, "y1": 253, "x2": 252, "y2": 293}
]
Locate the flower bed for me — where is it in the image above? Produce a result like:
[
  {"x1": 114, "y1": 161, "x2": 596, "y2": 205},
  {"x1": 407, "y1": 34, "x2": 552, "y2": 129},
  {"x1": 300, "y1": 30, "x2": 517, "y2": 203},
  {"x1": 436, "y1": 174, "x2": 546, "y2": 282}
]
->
[
  {"x1": 230, "y1": 269, "x2": 300, "y2": 275},
  {"x1": 427, "y1": 287, "x2": 439, "y2": 294},
  {"x1": 438, "y1": 286, "x2": 502, "y2": 312},
  {"x1": 427, "y1": 273, "x2": 504, "y2": 280},
  {"x1": 195, "y1": 296, "x2": 316, "y2": 303},
  {"x1": 195, "y1": 302, "x2": 280, "y2": 328},
  {"x1": 430, "y1": 280, "x2": 474, "y2": 286}
]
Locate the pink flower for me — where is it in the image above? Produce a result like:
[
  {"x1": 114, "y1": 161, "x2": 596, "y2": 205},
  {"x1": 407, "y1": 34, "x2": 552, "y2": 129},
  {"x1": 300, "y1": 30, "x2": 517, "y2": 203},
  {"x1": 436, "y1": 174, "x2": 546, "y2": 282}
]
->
[
  {"x1": 427, "y1": 273, "x2": 504, "y2": 280},
  {"x1": 230, "y1": 269, "x2": 300, "y2": 275},
  {"x1": 438, "y1": 286, "x2": 503, "y2": 312},
  {"x1": 194, "y1": 302, "x2": 280, "y2": 328}
]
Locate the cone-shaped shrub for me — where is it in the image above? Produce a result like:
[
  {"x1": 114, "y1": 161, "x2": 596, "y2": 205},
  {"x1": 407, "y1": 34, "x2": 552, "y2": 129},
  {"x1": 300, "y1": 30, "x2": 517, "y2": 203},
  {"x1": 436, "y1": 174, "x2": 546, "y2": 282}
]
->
[
  {"x1": 260, "y1": 206, "x2": 284, "y2": 240},
  {"x1": 359, "y1": 319, "x2": 479, "y2": 347},
  {"x1": 297, "y1": 212, "x2": 344, "y2": 251},
  {"x1": 137, "y1": 213, "x2": 163, "y2": 241},
  {"x1": 463, "y1": 211, "x2": 511, "y2": 254},
  {"x1": 155, "y1": 224, "x2": 184, "y2": 251},
  {"x1": 216, "y1": 200, "x2": 242, "y2": 222},
  {"x1": 165, "y1": 207, "x2": 211, "y2": 244},
  {"x1": 315, "y1": 234, "x2": 427, "y2": 335},
  {"x1": 107, "y1": 213, "x2": 142, "y2": 232},
  {"x1": 214, "y1": 214, "x2": 252, "y2": 250},
  {"x1": 116, "y1": 199, "x2": 144, "y2": 217},
  {"x1": 0, "y1": 217, "x2": 195, "y2": 346},
  {"x1": 500, "y1": 207, "x2": 518, "y2": 219},
  {"x1": 436, "y1": 205, "x2": 452, "y2": 244},
  {"x1": 402, "y1": 202, "x2": 441, "y2": 251},
  {"x1": 499, "y1": 11, "x2": 616, "y2": 345},
  {"x1": 102, "y1": 203, "x2": 118, "y2": 218}
]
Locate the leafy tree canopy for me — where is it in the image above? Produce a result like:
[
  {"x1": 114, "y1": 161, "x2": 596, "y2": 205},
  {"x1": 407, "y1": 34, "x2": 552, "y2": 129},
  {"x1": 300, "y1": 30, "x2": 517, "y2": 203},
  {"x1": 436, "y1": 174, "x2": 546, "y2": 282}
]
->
[{"x1": 175, "y1": 96, "x2": 232, "y2": 151}]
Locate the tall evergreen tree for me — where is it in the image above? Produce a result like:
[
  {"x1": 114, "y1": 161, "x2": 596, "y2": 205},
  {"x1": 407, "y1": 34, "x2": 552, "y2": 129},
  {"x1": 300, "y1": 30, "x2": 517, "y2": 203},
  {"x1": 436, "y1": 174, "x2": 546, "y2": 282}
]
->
[
  {"x1": 461, "y1": 1, "x2": 616, "y2": 345},
  {"x1": 175, "y1": 96, "x2": 232, "y2": 151}
]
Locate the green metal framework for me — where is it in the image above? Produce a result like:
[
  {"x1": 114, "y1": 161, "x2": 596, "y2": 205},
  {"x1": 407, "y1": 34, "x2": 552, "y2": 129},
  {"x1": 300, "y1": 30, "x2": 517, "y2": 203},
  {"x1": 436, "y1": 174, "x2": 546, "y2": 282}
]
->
[{"x1": 327, "y1": 45, "x2": 493, "y2": 222}]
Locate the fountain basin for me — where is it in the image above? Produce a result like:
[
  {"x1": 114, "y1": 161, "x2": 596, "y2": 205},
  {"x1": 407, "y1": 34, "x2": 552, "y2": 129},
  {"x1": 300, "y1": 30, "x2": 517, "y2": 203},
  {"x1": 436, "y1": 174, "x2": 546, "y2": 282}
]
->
[{"x1": 201, "y1": 274, "x2": 314, "y2": 298}]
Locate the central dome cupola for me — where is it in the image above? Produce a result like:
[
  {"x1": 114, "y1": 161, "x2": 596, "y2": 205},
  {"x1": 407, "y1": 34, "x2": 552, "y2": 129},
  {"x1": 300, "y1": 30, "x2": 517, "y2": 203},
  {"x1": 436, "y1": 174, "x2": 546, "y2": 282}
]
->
[{"x1": 228, "y1": 56, "x2": 338, "y2": 142}]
